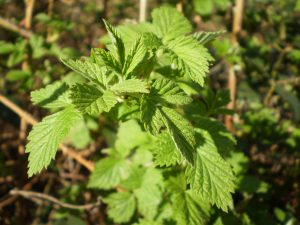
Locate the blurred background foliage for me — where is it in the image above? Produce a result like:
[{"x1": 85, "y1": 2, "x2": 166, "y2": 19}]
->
[{"x1": 0, "y1": 0, "x2": 299, "y2": 224}]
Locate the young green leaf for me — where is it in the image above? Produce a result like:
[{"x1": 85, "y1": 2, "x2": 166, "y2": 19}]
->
[
  {"x1": 96, "y1": 48, "x2": 122, "y2": 74},
  {"x1": 133, "y1": 219, "x2": 162, "y2": 225},
  {"x1": 88, "y1": 156, "x2": 129, "y2": 189},
  {"x1": 104, "y1": 192, "x2": 136, "y2": 223},
  {"x1": 31, "y1": 81, "x2": 71, "y2": 109},
  {"x1": 152, "y1": 131, "x2": 182, "y2": 166},
  {"x1": 142, "y1": 32, "x2": 162, "y2": 50},
  {"x1": 193, "y1": 31, "x2": 226, "y2": 45},
  {"x1": 134, "y1": 168, "x2": 163, "y2": 219},
  {"x1": 123, "y1": 37, "x2": 147, "y2": 76},
  {"x1": 70, "y1": 84, "x2": 117, "y2": 115},
  {"x1": 167, "y1": 36, "x2": 213, "y2": 86},
  {"x1": 185, "y1": 128, "x2": 235, "y2": 212},
  {"x1": 60, "y1": 58, "x2": 108, "y2": 86},
  {"x1": 110, "y1": 79, "x2": 149, "y2": 94},
  {"x1": 140, "y1": 78, "x2": 192, "y2": 135},
  {"x1": 115, "y1": 120, "x2": 150, "y2": 154},
  {"x1": 26, "y1": 107, "x2": 81, "y2": 176},
  {"x1": 160, "y1": 107, "x2": 195, "y2": 164},
  {"x1": 103, "y1": 19, "x2": 126, "y2": 66},
  {"x1": 196, "y1": 117, "x2": 236, "y2": 156},
  {"x1": 172, "y1": 191, "x2": 209, "y2": 225},
  {"x1": 6, "y1": 70, "x2": 31, "y2": 81},
  {"x1": 117, "y1": 22, "x2": 155, "y2": 46},
  {"x1": 168, "y1": 174, "x2": 210, "y2": 225},
  {"x1": 140, "y1": 98, "x2": 164, "y2": 135},
  {"x1": 193, "y1": 0, "x2": 213, "y2": 15},
  {"x1": 120, "y1": 166, "x2": 145, "y2": 191},
  {"x1": 65, "y1": 119, "x2": 91, "y2": 149},
  {"x1": 152, "y1": 6, "x2": 192, "y2": 42},
  {"x1": 152, "y1": 78, "x2": 192, "y2": 105},
  {"x1": 0, "y1": 41, "x2": 14, "y2": 54}
]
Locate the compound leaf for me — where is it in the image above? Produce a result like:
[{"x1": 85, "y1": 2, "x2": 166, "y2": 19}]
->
[{"x1": 117, "y1": 22, "x2": 155, "y2": 46}]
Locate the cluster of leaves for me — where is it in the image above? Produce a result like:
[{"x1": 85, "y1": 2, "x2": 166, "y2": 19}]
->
[
  {"x1": 0, "y1": 36, "x2": 79, "y2": 92},
  {"x1": 0, "y1": 7, "x2": 83, "y2": 93},
  {"x1": 25, "y1": 6, "x2": 237, "y2": 224},
  {"x1": 197, "y1": 0, "x2": 300, "y2": 223}
]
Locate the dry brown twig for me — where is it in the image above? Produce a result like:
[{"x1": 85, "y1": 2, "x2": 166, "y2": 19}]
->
[
  {"x1": 0, "y1": 175, "x2": 39, "y2": 209},
  {"x1": 225, "y1": 0, "x2": 244, "y2": 131},
  {"x1": 25, "y1": 0, "x2": 36, "y2": 30},
  {"x1": 18, "y1": 118, "x2": 27, "y2": 154},
  {"x1": 277, "y1": 77, "x2": 300, "y2": 85},
  {"x1": 0, "y1": 16, "x2": 33, "y2": 38},
  {"x1": 139, "y1": 0, "x2": 147, "y2": 22},
  {"x1": 10, "y1": 190, "x2": 101, "y2": 210},
  {"x1": 0, "y1": 94, "x2": 95, "y2": 171},
  {"x1": 176, "y1": 0, "x2": 183, "y2": 12},
  {"x1": 19, "y1": 0, "x2": 36, "y2": 141},
  {"x1": 31, "y1": 175, "x2": 55, "y2": 225}
]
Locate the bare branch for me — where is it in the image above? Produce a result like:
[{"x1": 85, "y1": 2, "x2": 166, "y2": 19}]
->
[
  {"x1": 225, "y1": 0, "x2": 244, "y2": 131},
  {"x1": 0, "y1": 16, "x2": 33, "y2": 38},
  {"x1": 10, "y1": 190, "x2": 101, "y2": 210}
]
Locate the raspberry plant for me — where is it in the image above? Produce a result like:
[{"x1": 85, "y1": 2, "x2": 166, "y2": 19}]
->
[{"x1": 26, "y1": 7, "x2": 236, "y2": 224}]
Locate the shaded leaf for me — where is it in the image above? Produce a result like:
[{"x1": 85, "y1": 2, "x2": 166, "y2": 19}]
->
[
  {"x1": 70, "y1": 84, "x2": 117, "y2": 115},
  {"x1": 193, "y1": 31, "x2": 226, "y2": 45},
  {"x1": 160, "y1": 107, "x2": 195, "y2": 163},
  {"x1": 151, "y1": 78, "x2": 192, "y2": 105},
  {"x1": 185, "y1": 128, "x2": 235, "y2": 212},
  {"x1": 31, "y1": 81, "x2": 71, "y2": 109},
  {"x1": 152, "y1": 131, "x2": 182, "y2": 166}
]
